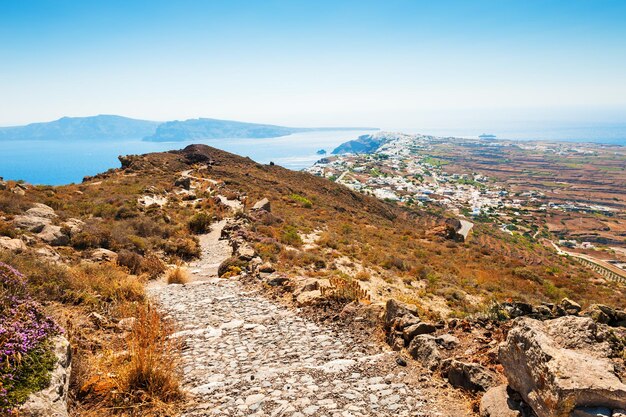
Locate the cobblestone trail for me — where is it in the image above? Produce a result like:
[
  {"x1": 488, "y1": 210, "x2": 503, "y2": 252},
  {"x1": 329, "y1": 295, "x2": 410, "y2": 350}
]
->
[{"x1": 148, "y1": 218, "x2": 443, "y2": 416}]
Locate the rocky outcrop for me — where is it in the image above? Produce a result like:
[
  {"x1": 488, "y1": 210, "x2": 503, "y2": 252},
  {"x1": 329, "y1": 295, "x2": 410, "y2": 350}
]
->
[
  {"x1": 252, "y1": 198, "x2": 271, "y2": 212},
  {"x1": 13, "y1": 214, "x2": 51, "y2": 233},
  {"x1": 20, "y1": 336, "x2": 71, "y2": 417},
  {"x1": 38, "y1": 225, "x2": 69, "y2": 246},
  {"x1": 90, "y1": 248, "x2": 118, "y2": 263},
  {"x1": 0, "y1": 236, "x2": 27, "y2": 252},
  {"x1": 499, "y1": 316, "x2": 626, "y2": 417},
  {"x1": 442, "y1": 359, "x2": 501, "y2": 392},
  {"x1": 407, "y1": 334, "x2": 441, "y2": 370},
  {"x1": 480, "y1": 385, "x2": 528, "y2": 417}
]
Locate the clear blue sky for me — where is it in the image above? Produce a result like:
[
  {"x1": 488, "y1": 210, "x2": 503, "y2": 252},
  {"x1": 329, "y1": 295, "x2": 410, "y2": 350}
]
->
[{"x1": 1, "y1": 0, "x2": 625, "y2": 128}]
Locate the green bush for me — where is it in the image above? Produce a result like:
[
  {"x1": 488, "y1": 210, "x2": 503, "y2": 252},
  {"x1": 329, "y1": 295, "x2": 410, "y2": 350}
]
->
[{"x1": 188, "y1": 212, "x2": 212, "y2": 234}]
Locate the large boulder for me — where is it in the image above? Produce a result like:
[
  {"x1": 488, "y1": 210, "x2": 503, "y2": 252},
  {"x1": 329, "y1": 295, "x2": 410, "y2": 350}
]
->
[
  {"x1": 480, "y1": 385, "x2": 525, "y2": 417},
  {"x1": 38, "y1": 225, "x2": 69, "y2": 246},
  {"x1": 25, "y1": 203, "x2": 57, "y2": 219},
  {"x1": 384, "y1": 299, "x2": 420, "y2": 329},
  {"x1": 252, "y1": 198, "x2": 271, "y2": 212},
  {"x1": 0, "y1": 236, "x2": 27, "y2": 253},
  {"x1": 13, "y1": 214, "x2": 51, "y2": 232},
  {"x1": 499, "y1": 316, "x2": 626, "y2": 417},
  {"x1": 443, "y1": 359, "x2": 500, "y2": 392},
  {"x1": 408, "y1": 334, "x2": 441, "y2": 370},
  {"x1": 20, "y1": 336, "x2": 71, "y2": 417}
]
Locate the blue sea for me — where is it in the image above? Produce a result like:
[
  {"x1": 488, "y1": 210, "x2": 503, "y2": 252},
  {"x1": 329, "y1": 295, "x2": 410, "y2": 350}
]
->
[
  {"x1": 1, "y1": 125, "x2": 625, "y2": 185},
  {"x1": 0, "y1": 130, "x2": 374, "y2": 185}
]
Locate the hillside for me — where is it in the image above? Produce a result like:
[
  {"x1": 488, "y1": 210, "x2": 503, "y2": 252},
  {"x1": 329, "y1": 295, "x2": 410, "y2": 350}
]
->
[
  {"x1": 1, "y1": 144, "x2": 625, "y2": 416},
  {"x1": 143, "y1": 117, "x2": 376, "y2": 142},
  {"x1": 0, "y1": 115, "x2": 160, "y2": 141}
]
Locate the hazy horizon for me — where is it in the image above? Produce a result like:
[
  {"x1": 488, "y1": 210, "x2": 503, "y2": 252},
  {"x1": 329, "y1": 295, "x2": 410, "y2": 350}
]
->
[{"x1": 1, "y1": 1, "x2": 625, "y2": 129}]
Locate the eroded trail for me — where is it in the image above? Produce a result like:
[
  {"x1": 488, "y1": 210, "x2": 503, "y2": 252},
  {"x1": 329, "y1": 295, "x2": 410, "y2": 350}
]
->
[{"x1": 148, "y1": 220, "x2": 455, "y2": 417}]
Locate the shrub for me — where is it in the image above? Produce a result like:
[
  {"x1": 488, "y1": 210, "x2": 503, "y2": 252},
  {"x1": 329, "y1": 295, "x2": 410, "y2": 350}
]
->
[
  {"x1": 289, "y1": 194, "x2": 313, "y2": 208},
  {"x1": 141, "y1": 254, "x2": 167, "y2": 280},
  {"x1": 122, "y1": 305, "x2": 182, "y2": 404},
  {"x1": 166, "y1": 267, "x2": 189, "y2": 285},
  {"x1": 188, "y1": 212, "x2": 212, "y2": 234},
  {"x1": 117, "y1": 250, "x2": 144, "y2": 275},
  {"x1": 163, "y1": 237, "x2": 201, "y2": 261},
  {"x1": 0, "y1": 220, "x2": 18, "y2": 238},
  {"x1": 0, "y1": 263, "x2": 60, "y2": 413},
  {"x1": 217, "y1": 257, "x2": 248, "y2": 278},
  {"x1": 280, "y1": 225, "x2": 302, "y2": 247}
]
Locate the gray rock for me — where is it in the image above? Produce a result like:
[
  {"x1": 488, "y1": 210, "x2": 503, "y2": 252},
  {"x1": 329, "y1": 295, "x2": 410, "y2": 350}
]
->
[
  {"x1": 25, "y1": 203, "x2": 57, "y2": 219},
  {"x1": 0, "y1": 236, "x2": 27, "y2": 253},
  {"x1": 407, "y1": 335, "x2": 441, "y2": 370},
  {"x1": 236, "y1": 242, "x2": 256, "y2": 260},
  {"x1": 118, "y1": 317, "x2": 137, "y2": 332},
  {"x1": 384, "y1": 299, "x2": 419, "y2": 329},
  {"x1": 252, "y1": 198, "x2": 271, "y2": 212},
  {"x1": 38, "y1": 225, "x2": 69, "y2": 246},
  {"x1": 480, "y1": 385, "x2": 522, "y2": 417},
  {"x1": 90, "y1": 248, "x2": 118, "y2": 262},
  {"x1": 443, "y1": 359, "x2": 500, "y2": 392},
  {"x1": 20, "y1": 336, "x2": 71, "y2": 417},
  {"x1": 560, "y1": 298, "x2": 582, "y2": 315},
  {"x1": 402, "y1": 322, "x2": 437, "y2": 341},
  {"x1": 499, "y1": 316, "x2": 626, "y2": 417},
  {"x1": 435, "y1": 334, "x2": 460, "y2": 349},
  {"x1": 175, "y1": 176, "x2": 191, "y2": 190},
  {"x1": 13, "y1": 214, "x2": 51, "y2": 232},
  {"x1": 62, "y1": 218, "x2": 85, "y2": 236}
]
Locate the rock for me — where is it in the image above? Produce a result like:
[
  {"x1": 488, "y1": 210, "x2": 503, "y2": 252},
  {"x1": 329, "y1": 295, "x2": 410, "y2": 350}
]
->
[
  {"x1": 443, "y1": 359, "x2": 500, "y2": 392},
  {"x1": 395, "y1": 357, "x2": 407, "y2": 367},
  {"x1": 35, "y1": 247, "x2": 61, "y2": 262},
  {"x1": 570, "y1": 407, "x2": 612, "y2": 417},
  {"x1": 20, "y1": 336, "x2": 71, "y2": 417},
  {"x1": 296, "y1": 290, "x2": 322, "y2": 306},
  {"x1": 38, "y1": 225, "x2": 69, "y2": 246},
  {"x1": 175, "y1": 176, "x2": 191, "y2": 190},
  {"x1": 384, "y1": 299, "x2": 419, "y2": 329},
  {"x1": 480, "y1": 385, "x2": 523, "y2": 417},
  {"x1": 560, "y1": 298, "x2": 582, "y2": 315},
  {"x1": 300, "y1": 278, "x2": 320, "y2": 293},
  {"x1": 236, "y1": 242, "x2": 256, "y2": 260},
  {"x1": 407, "y1": 335, "x2": 441, "y2": 370},
  {"x1": 613, "y1": 409, "x2": 626, "y2": 417},
  {"x1": 499, "y1": 316, "x2": 626, "y2": 417},
  {"x1": 88, "y1": 312, "x2": 109, "y2": 328},
  {"x1": 435, "y1": 334, "x2": 460, "y2": 349},
  {"x1": 25, "y1": 203, "x2": 57, "y2": 219},
  {"x1": 0, "y1": 236, "x2": 27, "y2": 253},
  {"x1": 402, "y1": 322, "x2": 437, "y2": 341},
  {"x1": 90, "y1": 248, "x2": 118, "y2": 263},
  {"x1": 62, "y1": 218, "x2": 85, "y2": 236},
  {"x1": 502, "y1": 302, "x2": 535, "y2": 318},
  {"x1": 117, "y1": 317, "x2": 137, "y2": 332},
  {"x1": 252, "y1": 198, "x2": 271, "y2": 212},
  {"x1": 13, "y1": 214, "x2": 51, "y2": 232},
  {"x1": 265, "y1": 274, "x2": 289, "y2": 287},
  {"x1": 258, "y1": 262, "x2": 275, "y2": 273}
]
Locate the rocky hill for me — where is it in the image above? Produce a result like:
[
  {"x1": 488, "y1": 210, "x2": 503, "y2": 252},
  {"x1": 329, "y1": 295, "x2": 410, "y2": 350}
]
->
[{"x1": 1, "y1": 144, "x2": 625, "y2": 416}]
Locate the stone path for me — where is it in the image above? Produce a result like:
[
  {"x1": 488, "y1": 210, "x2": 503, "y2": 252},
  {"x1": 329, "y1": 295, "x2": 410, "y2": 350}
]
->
[{"x1": 148, "y1": 218, "x2": 451, "y2": 417}]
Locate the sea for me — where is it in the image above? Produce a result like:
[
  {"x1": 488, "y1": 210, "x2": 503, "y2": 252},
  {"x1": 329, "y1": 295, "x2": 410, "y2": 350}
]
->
[{"x1": 1, "y1": 125, "x2": 625, "y2": 186}]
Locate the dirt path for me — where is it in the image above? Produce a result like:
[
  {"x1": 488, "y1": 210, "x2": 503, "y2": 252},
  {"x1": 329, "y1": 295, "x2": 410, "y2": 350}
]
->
[{"x1": 148, "y1": 217, "x2": 467, "y2": 416}]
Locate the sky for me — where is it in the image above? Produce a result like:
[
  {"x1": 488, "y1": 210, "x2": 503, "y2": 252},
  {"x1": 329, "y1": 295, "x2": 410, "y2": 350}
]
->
[{"x1": 1, "y1": 0, "x2": 626, "y2": 129}]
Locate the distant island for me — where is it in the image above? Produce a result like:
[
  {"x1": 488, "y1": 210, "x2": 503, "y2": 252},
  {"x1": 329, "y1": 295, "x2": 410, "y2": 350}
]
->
[
  {"x1": 0, "y1": 115, "x2": 159, "y2": 141},
  {"x1": 0, "y1": 115, "x2": 377, "y2": 142},
  {"x1": 479, "y1": 133, "x2": 497, "y2": 140},
  {"x1": 316, "y1": 149, "x2": 327, "y2": 155}
]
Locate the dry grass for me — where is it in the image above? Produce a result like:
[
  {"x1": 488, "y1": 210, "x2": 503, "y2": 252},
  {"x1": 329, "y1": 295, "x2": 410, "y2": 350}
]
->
[
  {"x1": 166, "y1": 267, "x2": 189, "y2": 285},
  {"x1": 74, "y1": 303, "x2": 183, "y2": 416}
]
